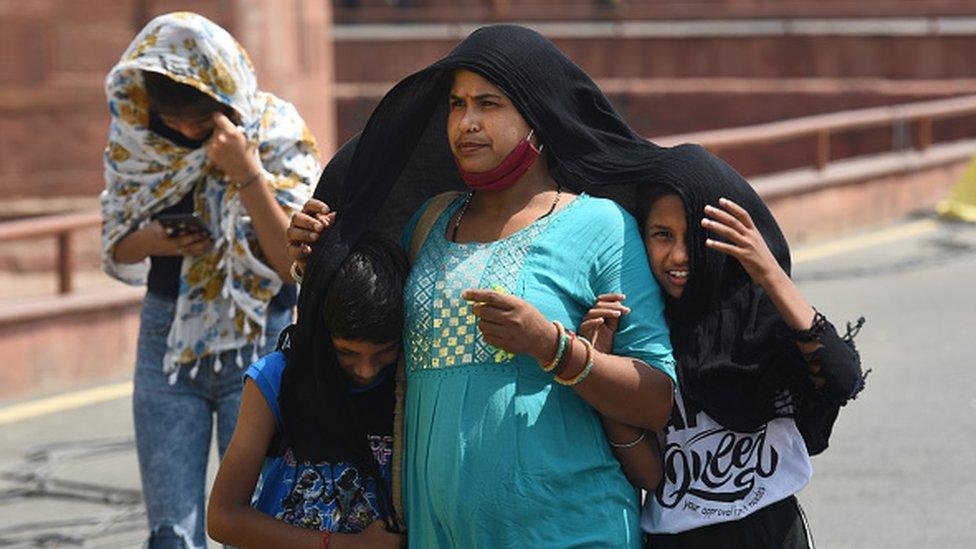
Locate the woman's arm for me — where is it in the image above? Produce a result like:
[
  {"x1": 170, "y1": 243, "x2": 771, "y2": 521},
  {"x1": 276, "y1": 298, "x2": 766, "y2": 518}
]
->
[
  {"x1": 462, "y1": 288, "x2": 674, "y2": 430},
  {"x1": 566, "y1": 342, "x2": 674, "y2": 430},
  {"x1": 601, "y1": 417, "x2": 662, "y2": 491},
  {"x1": 206, "y1": 113, "x2": 295, "y2": 281}
]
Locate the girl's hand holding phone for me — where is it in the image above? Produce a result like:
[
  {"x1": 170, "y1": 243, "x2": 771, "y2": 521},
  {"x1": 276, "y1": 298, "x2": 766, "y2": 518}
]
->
[{"x1": 148, "y1": 220, "x2": 214, "y2": 257}]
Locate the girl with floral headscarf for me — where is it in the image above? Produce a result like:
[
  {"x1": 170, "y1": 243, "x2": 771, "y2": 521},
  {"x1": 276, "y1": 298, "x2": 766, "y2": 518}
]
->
[{"x1": 100, "y1": 12, "x2": 319, "y2": 548}]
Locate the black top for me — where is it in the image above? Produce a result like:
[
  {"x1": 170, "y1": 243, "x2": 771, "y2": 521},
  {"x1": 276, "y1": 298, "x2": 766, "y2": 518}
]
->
[
  {"x1": 348, "y1": 364, "x2": 397, "y2": 438},
  {"x1": 145, "y1": 111, "x2": 296, "y2": 309}
]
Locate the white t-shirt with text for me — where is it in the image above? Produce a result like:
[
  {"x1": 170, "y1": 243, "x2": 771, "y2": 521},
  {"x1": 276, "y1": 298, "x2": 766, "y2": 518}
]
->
[{"x1": 642, "y1": 389, "x2": 812, "y2": 534}]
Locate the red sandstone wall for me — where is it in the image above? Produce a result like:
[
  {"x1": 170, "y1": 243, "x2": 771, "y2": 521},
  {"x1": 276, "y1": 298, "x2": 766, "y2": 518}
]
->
[
  {"x1": 333, "y1": 0, "x2": 976, "y2": 24},
  {"x1": 334, "y1": 34, "x2": 976, "y2": 83},
  {"x1": 5, "y1": 2, "x2": 976, "y2": 206},
  {"x1": 0, "y1": 0, "x2": 335, "y2": 208},
  {"x1": 0, "y1": 295, "x2": 142, "y2": 399}
]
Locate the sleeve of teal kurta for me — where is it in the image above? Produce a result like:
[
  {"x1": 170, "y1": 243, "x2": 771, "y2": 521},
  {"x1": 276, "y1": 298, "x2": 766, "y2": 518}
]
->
[{"x1": 589, "y1": 201, "x2": 677, "y2": 383}]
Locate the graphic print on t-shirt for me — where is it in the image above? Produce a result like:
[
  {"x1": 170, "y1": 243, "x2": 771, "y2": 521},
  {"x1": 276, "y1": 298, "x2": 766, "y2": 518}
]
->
[
  {"x1": 643, "y1": 390, "x2": 812, "y2": 534},
  {"x1": 275, "y1": 435, "x2": 394, "y2": 533}
]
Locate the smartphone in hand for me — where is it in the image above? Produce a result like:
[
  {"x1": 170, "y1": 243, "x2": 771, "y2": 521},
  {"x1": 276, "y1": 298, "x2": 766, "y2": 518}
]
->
[{"x1": 157, "y1": 213, "x2": 211, "y2": 239}]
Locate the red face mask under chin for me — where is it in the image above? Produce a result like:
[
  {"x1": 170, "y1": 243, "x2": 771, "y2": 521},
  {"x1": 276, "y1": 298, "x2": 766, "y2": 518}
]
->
[{"x1": 455, "y1": 130, "x2": 543, "y2": 192}]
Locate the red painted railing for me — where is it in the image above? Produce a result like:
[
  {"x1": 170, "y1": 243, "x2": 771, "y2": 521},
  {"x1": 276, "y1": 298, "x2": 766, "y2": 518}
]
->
[
  {"x1": 0, "y1": 211, "x2": 101, "y2": 295},
  {"x1": 3, "y1": 94, "x2": 976, "y2": 297}
]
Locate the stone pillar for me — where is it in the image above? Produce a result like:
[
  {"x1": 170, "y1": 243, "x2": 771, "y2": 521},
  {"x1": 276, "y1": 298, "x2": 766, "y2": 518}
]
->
[{"x1": 229, "y1": 0, "x2": 338, "y2": 158}]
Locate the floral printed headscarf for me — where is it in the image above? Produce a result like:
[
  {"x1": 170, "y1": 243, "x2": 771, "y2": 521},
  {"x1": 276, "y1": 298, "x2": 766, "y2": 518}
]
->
[{"x1": 101, "y1": 12, "x2": 319, "y2": 381}]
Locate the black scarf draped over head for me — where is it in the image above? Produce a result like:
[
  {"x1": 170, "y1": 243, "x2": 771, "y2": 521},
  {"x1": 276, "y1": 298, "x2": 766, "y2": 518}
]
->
[
  {"x1": 279, "y1": 23, "x2": 667, "y2": 470},
  {"x1": 645, "y1": 144, "x2": 862, "y2": 445}
]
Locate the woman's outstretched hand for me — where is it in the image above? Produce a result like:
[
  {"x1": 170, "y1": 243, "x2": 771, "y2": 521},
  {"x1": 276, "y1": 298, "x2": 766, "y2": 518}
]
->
[
  {"x1": 462, "y1": 288, "x2": 557, "y2": 365},
  {"x1": 702, "y1": 197, "x2": 785, "y2": 289},
  {"x1": 285, "y1": 198, "x2": 336, "y2": 271},
  {"x1": 578, "y1": 293, "x2": 630, "y2": 354}
]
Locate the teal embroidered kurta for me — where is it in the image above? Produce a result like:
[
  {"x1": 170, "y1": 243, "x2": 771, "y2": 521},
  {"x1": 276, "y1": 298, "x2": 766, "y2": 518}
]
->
[{"x1": 401, "y1": 193, "x2": 675, "y2": 548}]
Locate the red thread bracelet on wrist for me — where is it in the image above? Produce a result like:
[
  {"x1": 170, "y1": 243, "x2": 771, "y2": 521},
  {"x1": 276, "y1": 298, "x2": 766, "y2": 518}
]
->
[{"x1": 320, "y1": 530, "x2": 331, "y2": 549}]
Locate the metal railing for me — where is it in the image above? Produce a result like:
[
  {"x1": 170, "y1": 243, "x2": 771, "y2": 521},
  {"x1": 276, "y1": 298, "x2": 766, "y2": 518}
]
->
[
  {"x1": 656, "y1": 94, "x2": 976, "y2": 171},
  {"x1": 0, "y1": 211, "x2": 101, "y2": 295},
  {"x1": 2, "y1": 94, "x2": 976, "y2": 298}
]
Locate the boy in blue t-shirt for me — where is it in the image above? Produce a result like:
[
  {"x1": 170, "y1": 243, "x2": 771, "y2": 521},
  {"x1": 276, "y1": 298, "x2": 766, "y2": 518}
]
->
[{"x1": 208, "y1": 233, "x2": 406, "y2": 549}]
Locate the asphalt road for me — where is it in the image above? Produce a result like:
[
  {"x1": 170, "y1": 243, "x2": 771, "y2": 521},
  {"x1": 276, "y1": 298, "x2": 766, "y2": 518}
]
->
[
  {"x1": 0, "y1": 215, "x2": 973, "y2": 548},
  {"x1": 795, "y1": 216, "x2": 976, "y2": 548}
]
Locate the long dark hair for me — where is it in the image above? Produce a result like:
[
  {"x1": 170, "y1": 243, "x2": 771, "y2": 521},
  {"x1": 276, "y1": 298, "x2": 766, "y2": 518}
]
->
[
  {"x1": 277, "y1": 231, "x2": 408, "y2": 530},
  {"x1": 636, "y1": 145, "x2": 799, "y2": 432}
]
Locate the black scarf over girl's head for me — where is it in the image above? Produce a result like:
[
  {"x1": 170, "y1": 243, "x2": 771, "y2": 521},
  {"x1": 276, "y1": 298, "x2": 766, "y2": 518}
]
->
[
  {"x1": 642, "y1": 144, "x2": 813, "y2": 432},
  {"x1": 280, "y1": 23, "x2": 666, "y2": 468}
]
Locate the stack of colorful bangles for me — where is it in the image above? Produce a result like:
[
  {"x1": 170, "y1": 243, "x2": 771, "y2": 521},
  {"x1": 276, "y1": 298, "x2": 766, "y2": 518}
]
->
[{"x1": 541, "y1": 321, "x2": 595, "y2": 386}]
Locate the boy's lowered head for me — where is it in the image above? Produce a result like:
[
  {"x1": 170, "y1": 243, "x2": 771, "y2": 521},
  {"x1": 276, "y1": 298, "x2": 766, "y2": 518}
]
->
[{"x1": 320, "y1": 232, "x2": 409, "y2": 387}]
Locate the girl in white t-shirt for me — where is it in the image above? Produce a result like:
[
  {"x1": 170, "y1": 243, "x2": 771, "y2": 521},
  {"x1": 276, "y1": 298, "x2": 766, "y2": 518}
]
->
[{"x1": 581, "y1": 144, "x2": 866, "y2": 548}]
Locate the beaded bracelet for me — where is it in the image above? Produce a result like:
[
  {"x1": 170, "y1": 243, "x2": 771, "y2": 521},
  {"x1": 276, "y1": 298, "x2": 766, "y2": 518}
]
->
[
  {"x1": 555, "y1": 335, "x2": 594, "y2": 386},
  {"x1": 541, "y1": 321, "x2": 569, "y2": 372},
  {"x1": 608, "y1": 430, "x2": 646, "y2": 449}
]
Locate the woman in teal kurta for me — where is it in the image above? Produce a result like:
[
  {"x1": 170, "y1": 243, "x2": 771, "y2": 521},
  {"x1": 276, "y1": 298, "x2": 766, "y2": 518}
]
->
[
  {"x1": 401, "y1": 193, "x2": 675, "y2": 547},
  {"x1": 285, "y1": 24, "x2": 680, "y2": 548}
]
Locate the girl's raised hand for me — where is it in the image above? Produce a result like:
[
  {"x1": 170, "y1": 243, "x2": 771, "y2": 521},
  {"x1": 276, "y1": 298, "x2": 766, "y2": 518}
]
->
[
  {"x1": 206, "y1": 112, "x2": 259, "y2": 184},
  {"x1": 578, "y1": 293, "x2": 630, "y2": 354},
  {"x1": 702, "y1": 198, "x2": 784, "y2": 289}
]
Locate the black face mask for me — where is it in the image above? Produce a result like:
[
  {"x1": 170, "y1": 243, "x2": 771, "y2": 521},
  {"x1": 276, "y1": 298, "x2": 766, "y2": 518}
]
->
[
  {"x1": 147, "y1": 110, "x2": 210, "y2": 149},
  {"x1": 346, "y1": 361, "x2": 398, "y2": 394},
  {"x1": 147, "y1": 104, "x2": 240, "y2": 149}
]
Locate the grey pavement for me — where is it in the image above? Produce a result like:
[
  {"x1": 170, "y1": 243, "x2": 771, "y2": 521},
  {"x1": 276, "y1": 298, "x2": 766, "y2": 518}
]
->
[
  {"x1": 795, "y1": 216, "x2": 976, "y2": 548},
  {"x1": 1, "y1": 215, "x2": 974, "y2": 547},
  {"x1": 0, "y1": 382, "x2": 221, "y2": 547}
]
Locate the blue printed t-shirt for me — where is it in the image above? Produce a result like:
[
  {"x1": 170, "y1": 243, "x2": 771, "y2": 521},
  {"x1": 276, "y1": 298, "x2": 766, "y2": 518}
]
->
[
  {"x1": 245, "y1": 352, "x2": 395, "y2": 533},
  {"x1": 401, "y1": 193, "x2": 676, "y2": 548}
]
